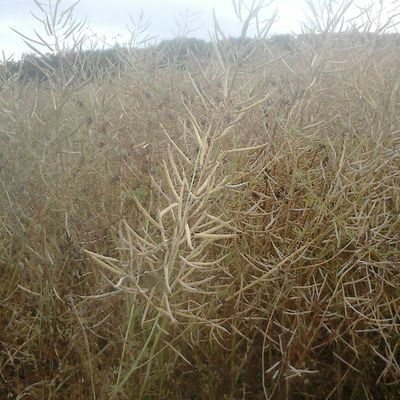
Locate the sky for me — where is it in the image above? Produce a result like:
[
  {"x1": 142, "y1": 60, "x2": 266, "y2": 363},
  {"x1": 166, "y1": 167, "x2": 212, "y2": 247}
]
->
[
  {"x1": 0, "y1": 0, "x2": 311, "y2": 59},
  {"x1": 0, "y1": 0, "x2": 395, "y2": 60}
]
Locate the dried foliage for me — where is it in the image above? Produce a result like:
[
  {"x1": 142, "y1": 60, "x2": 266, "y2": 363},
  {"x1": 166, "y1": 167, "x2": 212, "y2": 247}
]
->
[{"x1": 1, "y1": 0, "x2": 399, "y2": 399}]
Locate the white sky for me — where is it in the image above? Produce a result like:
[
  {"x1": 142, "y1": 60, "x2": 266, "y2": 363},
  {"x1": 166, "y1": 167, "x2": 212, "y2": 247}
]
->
[
  {"x1": 0, "y1": 0, "x2": 396, "y2": 60},
  {"x1": 0, "y1": 0, "x2": 310, "y2": 59}
]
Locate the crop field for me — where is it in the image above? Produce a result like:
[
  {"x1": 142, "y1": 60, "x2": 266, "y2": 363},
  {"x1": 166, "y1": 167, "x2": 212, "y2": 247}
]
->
[{"x1": 0, "y1": 0, "x2": 399, "y2": 399}]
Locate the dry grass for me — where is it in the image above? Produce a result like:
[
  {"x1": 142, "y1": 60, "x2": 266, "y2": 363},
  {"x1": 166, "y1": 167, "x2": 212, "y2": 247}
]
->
[{"x1": 0, "y1": 0, "x2": 399, "y2": 399}]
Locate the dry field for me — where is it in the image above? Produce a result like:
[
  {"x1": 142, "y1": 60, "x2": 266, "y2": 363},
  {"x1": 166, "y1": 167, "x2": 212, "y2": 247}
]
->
[{"x1": 0, "y1": 1, "x2": 399, "y2": 399}]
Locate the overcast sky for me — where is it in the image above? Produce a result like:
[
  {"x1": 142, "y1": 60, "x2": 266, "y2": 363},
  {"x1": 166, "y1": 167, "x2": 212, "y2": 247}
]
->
[
  {"x1": 0, "y1": 0, "x2": 311, "y2": 59},
  {"x1": 0, "y1": 0, "x2": 393, "y2": 60}
]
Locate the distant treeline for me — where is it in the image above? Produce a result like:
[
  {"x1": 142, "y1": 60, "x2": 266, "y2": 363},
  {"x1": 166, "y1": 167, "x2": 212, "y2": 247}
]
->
[{"x1": 1, "y1": 32, "x2": 400, "y2": 82}]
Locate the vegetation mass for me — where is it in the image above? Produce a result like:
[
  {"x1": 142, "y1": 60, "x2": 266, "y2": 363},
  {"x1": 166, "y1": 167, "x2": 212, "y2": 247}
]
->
[{"x1": 0, "y1": 0, "x2": 399, "y2": 398}]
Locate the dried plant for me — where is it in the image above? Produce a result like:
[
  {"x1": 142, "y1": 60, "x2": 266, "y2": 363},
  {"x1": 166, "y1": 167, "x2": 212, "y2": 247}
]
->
[{"x1": 0, "y1": 0, "x2": 399, "y2": 399}]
